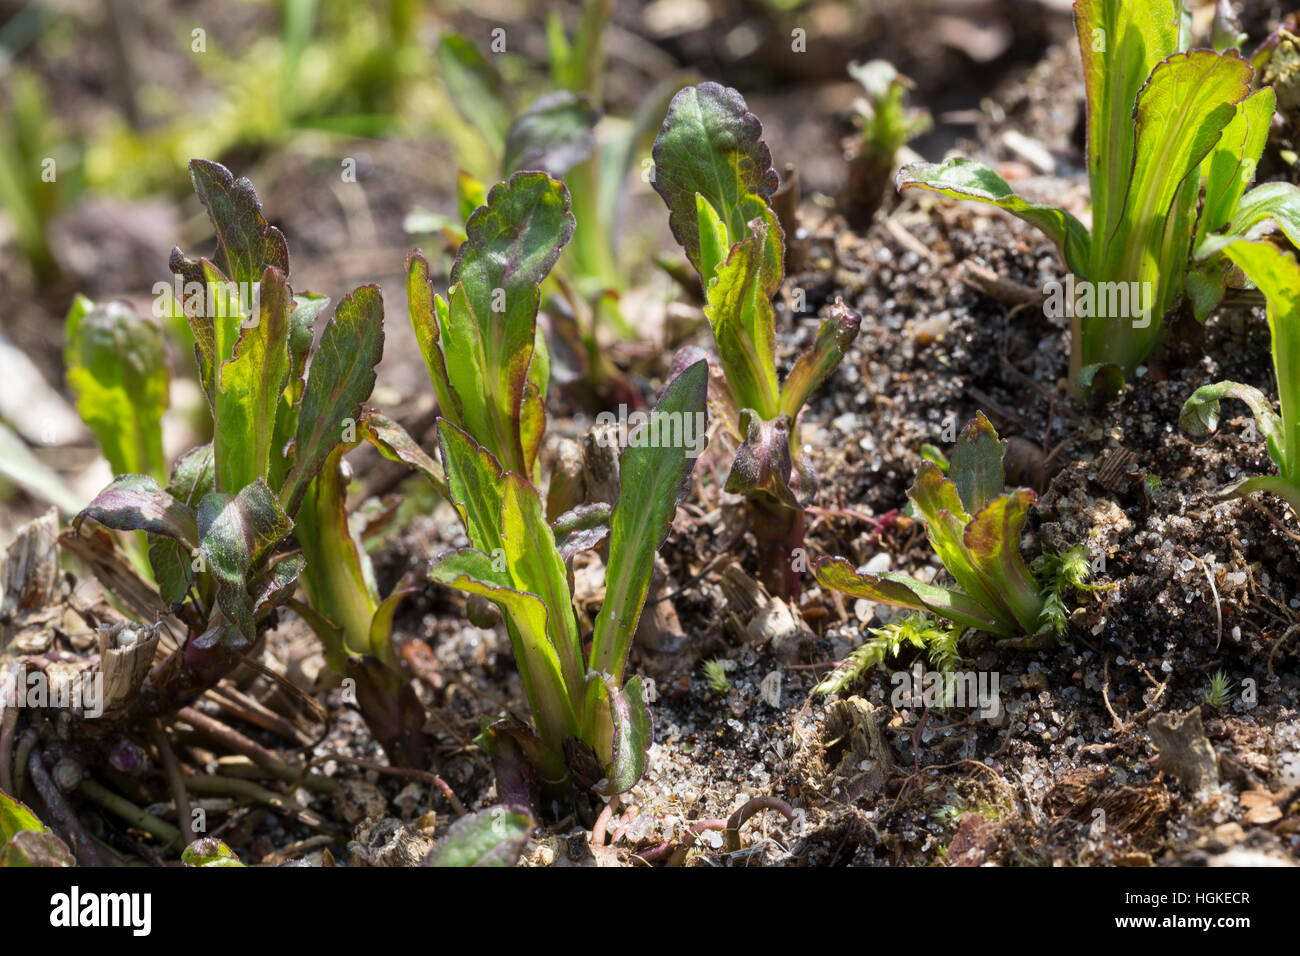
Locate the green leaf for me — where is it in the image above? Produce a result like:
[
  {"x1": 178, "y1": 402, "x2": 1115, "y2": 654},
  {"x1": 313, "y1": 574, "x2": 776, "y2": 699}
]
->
[
  {"x1": 0, "y1": 791, "x2": 74, "y2": 868},
  {"x1": 949, "y1": 411, "x2": 1005, "y2": 514},
  {"x1": 269, "y1": 291, "x2": 331, "y2": 490},
  {"x1": 181, "y1": 837, "x2": 245, "y2": 867},
  {"x1": 407, "y1": 250, "x2": 464, "y2": 425},
  {"x1": 458, "y1": 170, "x2": 487, "y2": 224},
  {"x1": 1221, "y1": 241, "x2": 1300, "y2": 479},
  {"x1": 280, "y1": 286, "x2": 385, "y2": 515},
  {"x1": 502, "y1": 91, "x2": 600, "y2": 178},
  {"x1": 357, "y1": 408, "x2": 448, "y2": 499},
  {"x1": 499, "y1": 472, "x2": 585, "y2": 701},
  {"x1": 1180, "y1": 379, "x2": 1282, "y2": 467},
  {"x1": 589, "y1": 359, "x2": 707, "y2": 683},
  {"x1": 438, "y1": 420, "x2": 507, "y2": 553},
  {"x1": 437, "y1": 33, "x2": 514, "y2": 156},
  {"x1": 215, "y1": 265, "x2": 292, "y2": 493},
  {"x1": 696, "y1": 193, "x2": 730, "y2": 287},
  {"x1": 779, "y1": 300, "x2": 862, "y2": 420},
  {"x1": 1199, "y1": 87, "x2": 1274, "y2": 238},
  {"x1": 963, "y1": 488, "x2": 1044, "y2": 634},
  {"x1": 703, "y1": 216, "x2": 782, "y2": 419},
  {"x1": 74, "y1": 474, "x2": 198, "y2": 547},
  {"x1": 813, "y1": 556, "x2": 1010, "y2": 636},
  {"x1": 1199, "y1": 182, "x2": 1300, "y2": 261},
  {"x1": 170, "y1": 159, "x2": 289, "y2": 291},
  {"x1": 442, "y1": 172, "x2": 574, "y2": 475},
  {"x1": 1074, "y1": 0, "x2": 1181, "y2": 263},
  {"x1": 0, "y1": 790, "x2": 44, "y2": 841},
  {"x1": 198, "y1": 479, "x2": 292, "y2": 643},
  {"x1": 651, "y1": 82, "x2": 780, "y2": 276},
  {"x1": 429, "y1": 548, "x2": 580, "y2": 755},
  {"x1": 295, "y1": 445, "x2": 379, "y2": 658},
  {"x1": 1099, "y1": 49, "x2": 1252, "y2": 344},
  {"x1": 896, "y1": 159, "x2": 1089, "y2": 274},
  {"x1": 907, "y1": 463, "x2": 1007, "y2": 625},
  {"x1": 424, "y1": 805, "x2": 534, "y2": 867},
  {"x1": 65, "y1": 297, "x2": 169, "y2": 482}
]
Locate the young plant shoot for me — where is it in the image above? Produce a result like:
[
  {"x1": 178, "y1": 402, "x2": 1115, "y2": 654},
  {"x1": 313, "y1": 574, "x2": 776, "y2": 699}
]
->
[
  {"x1": 1180, "y1": 240, "x2": 1300, "y2": 516},
  {"x1": 814, "y1": 414, "x2": 1080, "y2": 645},
  {"x1": 839, "y1": 60, "x2": 932, "y2": 229},
  {"x1": 429, "y1": 360, "x2": 708, "y2": 799},
  {"x1": 652, "y1": 81, "x2": 862, "y2": 599},
  {"x1": 899, "y1": 0, "x2": 1300, "y2": 396},
  {"x1": 71, "y1": 160, "x2": 440, "y2": 766}
]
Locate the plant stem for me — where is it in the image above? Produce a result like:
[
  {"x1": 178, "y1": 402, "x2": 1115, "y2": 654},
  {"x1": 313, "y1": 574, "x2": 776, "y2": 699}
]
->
[
  {"x1": 27, "y1": 750, "x2": 115, "y2": 865},
  {"x1": 146, "y1": 719, "x2": 195, "y2": 846},
  {"x1": 176, "y1": 706, "x2": 337, "y2": 794},
  {"x1": 183, "y1": 774, "x2": 332, "y2": 831},
  {"x1": 79, "y1": 778, "x2": 183, "y2": 851}
]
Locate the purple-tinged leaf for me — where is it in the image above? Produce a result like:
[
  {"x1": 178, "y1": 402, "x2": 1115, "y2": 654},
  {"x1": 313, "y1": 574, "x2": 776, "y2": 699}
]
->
[
  {"x1": 280, "y1": 285, "x2": 385, "y2": 516},
  {"x1": 503, "y1": 90, "x2": 600, "y2": 177},
  {"x1": 779, "y1": 299, "x2": 861, "y2": 420},
  {"x1": 724, "y1": 411, "x2": 799, "y2": 509},
  {"x1": 198, "y1": 479, "x2": 292, "y2": 643},
  {"x1": 171, "y1": 159, "x2": 289, "y2": 291},
  {"x1": 812, "y1": 555, "x2": 1011, "y2": 637},
  {"x1": 181, "y1": 838, "x2": 244, "y2": 867},
  {"x1": 358, "y1": 408, "x2": 448, "y2": 499},
  {"x1": 250, "y1": 553, "x2": 306, "y2": 614},
  {"x1": 589, "y1": 674, "x2": 653, "y2": 796},
  {"x1": 74, "y1": 475, "x2": 198, "y2": 548},
  {"x1": 651, "y1": 82, "x2": 780, "y2": 276}
]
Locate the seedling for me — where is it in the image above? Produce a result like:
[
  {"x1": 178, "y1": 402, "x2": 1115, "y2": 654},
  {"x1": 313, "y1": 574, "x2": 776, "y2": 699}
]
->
[
  {"x1": 652, "y1": 82, "x2": 862, "y2": 598},
  {"x1": 814, "y1": 414, "x2": 1087, "y2": 644},
  {"x1": 1181, "y1": 240, "x2": 1300, "y2": 516},
  {"x1": 71, "y1": 160, "x2": 439, "y2": 766},
  {"x1": 840, "y1": 60, "x2": 932, "y2": 229},
  {"x1": 1202, "y1": 670, "x2": 1234, "y2": 709},
  {"x1": 702, "y1": 658, "x2": 731, "y2": 695},
  {"x1": 899, "y1": 0, "x2": 1300, "y2": 395},
  {"x1": 429, "y1": 360, "x2": 708, "y2": 797}
]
